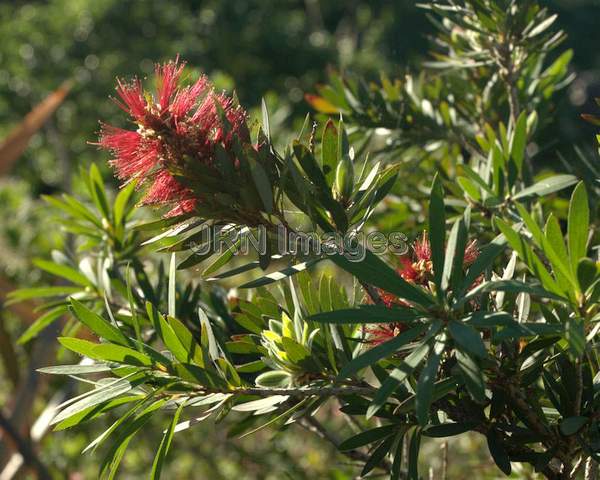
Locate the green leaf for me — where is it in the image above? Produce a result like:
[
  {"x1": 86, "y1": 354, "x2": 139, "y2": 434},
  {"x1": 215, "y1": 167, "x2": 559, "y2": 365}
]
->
[
  {"x1": 255, "y1": 370, "x2": 292, "y2": 387},
  {"x1": 360, "y1": 435, "x2": 395, "y2": 477},
  {"x1": 527, "y1": 13, "x2": 557, "y2": 37},
  {"x1": 98, "y1": 400, "x2": 167, "y2": 479},
  {"x1": 559, "y1": 416, "x2": 587, "y2": 436},
  {"x1": 448, "y1": 321, "x2": 487, "y2": 359},
  {"x1": 43, "y1": 194, "x2": 102, "y2": 228},
  {"x1": 168, "y1": 253, "x2": 176, "y2": 318},
  {"x1": 84, "y1": 393, "x2": 164, "y2": 454},
  {"x1": 339, "y1": 323, "x2": 428, "y2": 379},
  {"x1": 260, "y1": 97, "x2": 270, "y2": 141},
  {"x1": 52, "y1": 380, "x2": 133, "y2": 426},
  {"x1": 515, "y1": 203, "x2": 575, "y2": 291},
  {"x1": 70, "y1": 299, "x2": 130, "y2": 346},
  {"x1": 293, "y1": 142, "x2": 348, "y2": 231},
  {"x1": 198, "y1": 307, "x2": 219, "y2": 361},
  {"x1": 568, "y1": 182, "x2": 589, "y2": 273},
  {"x1": 239, "y1": 259, "x2": 322, "y2": 288},
  {"x1": 59, "y1": 338, "x2": 154, "y2": 367},
  {"x1": 565, "y1": 318, "x2": 585, "y2": 358},
  {"x1": 321, "y1": 119, "x2": 338, "y2": 185},
  {"x1": 7, "y1": 286, "x2": 82, "y2": 303},
  {"x1": 54, "y1": 395, "x2": 142, "y2": 431},
  {"x1": 113, "y1": 181, "x2": 136, "y2": 227},
  {"x1": 416, "y1": 337, "x2": 444, "y2": 425},
  {"x1": 281, "y1": 337, "x2": 311, "y2": 363},
  {"x1": 460, "y1": 279, "x2": 566, "y2": 308},
  {"x1": 339, "y1": 424, "x2": 397, "y2": 451},
  {"x1": 158, "y1": 315, "x2": 190, "y2": 364},
  {"x1": 151, "y1": 402, "x2": 184, "y2": 479},
  {"x1": 202, "y1": 237, "x2": 241, "y2": 276},
  {"x1": 249, "y1": 157, "x2": 273, "y2": 213},
  {"x1": 33, "y1": 259, "x2": 93, "y2": 287},
  {"x1": 545, "y1": 213, "x2": 568, "y2": 263},
  {"x1": 577, "y1": 258, "x2": 600, "y2": 293},
  {"x1": 367, "y1": 342, "x2": 432, "y2": 419},
  {"x1": 457, "y1": 176, "x2": 481, "y2": 201},
  {"x1": 429, "y1": 173, "x2": 446, "y2": 294},
  {"x1": 512, "y1": 174, "x2": 577, "y2": 200},
  {"x1": 456, "y1": 350, "x2": 486, "y2": 403},
  {"x1": 310, "y1": 305, "x2": 424, "y2": 324},
  {"x1": 167, "y1": 316, "x2": 204, "y2": 367},
  {"x1": 232, "y1": 395, "x2": 289, "y2": 412},
  {"x1": 38, "y1": 364, "x2": 113, "y2": 375},
  {"x1": 423, "y1": 422, "x2": 477, "y2": 438},
  {"x1": 495, "y1": 219, "x2": 562, "y2": 295},
  {"x1": 18, "y1": 305, "x2": 68, "y2": 345},
  {"x1": 510, "y1": 111, "x2": 527, "y2": 173},
  {"x1": 441, "y1": 218, "x2": 467, "y2": 294},
  {"x1": 486, "y1": 431, "x2": 511, "y2": 475},
  {"x1": 407, "y1": 427, "x2": 421, "y2": 480},
  {"x1": 89, "y1": 163, "x2": 111, "y2": 220}
]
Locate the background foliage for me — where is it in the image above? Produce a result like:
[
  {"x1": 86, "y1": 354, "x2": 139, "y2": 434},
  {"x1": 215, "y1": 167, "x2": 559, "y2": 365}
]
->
[{"x1": 1, "y1": 1, "x2": 600, "y2": 479}]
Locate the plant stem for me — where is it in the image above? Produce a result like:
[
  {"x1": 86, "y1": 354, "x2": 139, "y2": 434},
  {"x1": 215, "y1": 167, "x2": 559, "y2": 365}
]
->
[
  {"x1": 186, "y1": 384, "x2": 377, "y2": 399},
  {"x1": 585, "y1": 457, "x2": 598, "y2": 480}
]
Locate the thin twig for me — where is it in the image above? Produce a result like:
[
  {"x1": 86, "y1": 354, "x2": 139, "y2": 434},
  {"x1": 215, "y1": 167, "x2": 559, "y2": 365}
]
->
[
  {"x1": 300, "y1": 415, "x2": 393, "y2": 474},
  {"x1": 0, "y1": 411, "x2": 51, "y2": 480},
  {"x1": 441, "y1": 440, "x2": 448, "y2": 480},
  {"x1": 182, "y1": 383, "x2": 377, "y2": 399},
  {"x1": 585, "y1": 457, "x2": 599, "y2": 480}
]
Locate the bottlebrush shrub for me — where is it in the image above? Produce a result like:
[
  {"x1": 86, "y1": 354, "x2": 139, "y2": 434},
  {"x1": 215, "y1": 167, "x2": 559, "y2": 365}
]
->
[{"x1": 10, "y1": 2, "x2": 600, "y2": 479}]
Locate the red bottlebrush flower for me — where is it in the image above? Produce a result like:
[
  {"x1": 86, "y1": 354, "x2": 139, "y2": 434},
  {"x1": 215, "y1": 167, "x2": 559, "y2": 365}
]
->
[
  {"x1": 365, "y1": 324, "x2": 407, "y2": 346},
  {"x1": 98, "y1": 57, "x2": 249, "y2": 217},
  {"x1": 463, "y1": 239, "x2": 479, "y2": 266},
  {"x1": 155, "y1": 59, "x2": 185, "y2": 112},
  {"x1": 365, "y1": 232, "x2": 480, "y2": 345},
  {"x1": 397, "y1": 257, "x2": 419, "y2": 282},
  {"x1": 413, "y1": 232, "x2": 431, "y2": 261},
  {"x1": 114, "y1": 79, "x2": 147, "y2": 121},
  {"x1": 99, "y1": 125, "x2": 160, "y2": 180}
]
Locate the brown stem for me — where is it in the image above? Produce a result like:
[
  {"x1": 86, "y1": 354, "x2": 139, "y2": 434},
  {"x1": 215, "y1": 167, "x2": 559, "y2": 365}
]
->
[
  {"x1": 182, "y1": 384, "x2": 377, "y2": 399},
  {"x1": 441, "y1": 441, "x2": 448, "y2": 480},
  {"x1": 0, "y1": 411, "x2": 52, "y2": 480},
  {"x1": 585, "y1": 457, "x2": 599, "y2": 480}
]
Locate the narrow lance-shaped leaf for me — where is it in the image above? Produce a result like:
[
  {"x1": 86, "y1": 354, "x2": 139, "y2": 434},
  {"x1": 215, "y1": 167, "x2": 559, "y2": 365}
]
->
[
  {"x1": 509, "y1": 110, "x2": 527, "y2": 173},
  {"x1": 429, "y1": 173, "x2": 446, "y2": 295},
  {"x1": 367, "y1": 342, "x2": 432, "y2": 420},
  {"x1": 151, "y1": 402, "x2": 185, "y2": 479},
  {"x1": 567, "y1": 182, "x2": 589, "y2": 275},
  {"x1": 168, "y1": 253, "x2": 176, "y2": 318},
  {"x1": 338, "y1": 424, "x2": 398, "y2": 451},
  {"x1": 512, "y1": 174, "x2": 577, "y2": 200},
  {"x1": 448, "y1": 321, "x2": 487, "y2": 359},
  {"x1": 456, "y1": 350, "x2": 486, "y2": 403},
  {"x1": 310, "y1": 305, "x2": 424, "y2": 324},
  {"x1": 441, "y1": 218, "x2": 467, "y2": 294},
  {"x1": 70, "y1": 299, "x2": 130, "y2": 347},
  {"x1": 416, "y1": 336, "x2": 445, "y2": 425},
  {"x1": 321, "y1": 119, "x2": 338, "y2": 185},
  {"x1": 18, "y1": 305, "x2": 68, "y2": 345}
]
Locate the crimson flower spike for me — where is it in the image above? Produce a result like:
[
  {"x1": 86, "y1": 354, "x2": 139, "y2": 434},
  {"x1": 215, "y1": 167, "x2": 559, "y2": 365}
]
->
[{"x1": 97, "y1": 57, "x2": 249, "y2": 217}]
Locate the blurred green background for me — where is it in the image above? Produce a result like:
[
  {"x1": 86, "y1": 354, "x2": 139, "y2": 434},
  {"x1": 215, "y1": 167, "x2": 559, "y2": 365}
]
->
[{"x1": 1, "y1": 1, "x2": 599, "y2": 478}]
